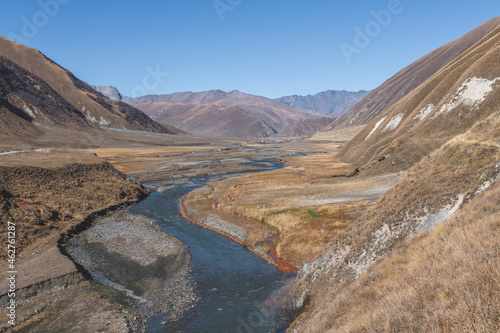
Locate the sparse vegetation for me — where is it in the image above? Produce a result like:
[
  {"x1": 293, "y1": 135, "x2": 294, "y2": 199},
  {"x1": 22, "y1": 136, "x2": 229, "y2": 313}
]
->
[
  {"x1": 294, "y1": 180, "x2": 500, "y2": 332},
  {"x1": 0, "y1": 152, "x2": 148, "y2": 257}
]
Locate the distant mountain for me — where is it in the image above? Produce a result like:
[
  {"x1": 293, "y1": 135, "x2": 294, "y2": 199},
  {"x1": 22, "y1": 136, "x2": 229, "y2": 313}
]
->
[
  {"x1": 0, "y1": 36, "x2": 175, "y2": 135},
  {"x1": 274, "y1": 117, "x2": 335, "y2": 137},
  {"x1": 95, "y1": 87, "x2": 327, "y2": 137},
  {"x1": 127, "y1": 90, "x2": 321, "y2": 133},
  {"x1": 92, "y1": 85, "x2": 123, "y2": 101},
  {"x1": 325, "y1": 17, "x2": 500, "y2": 131},
  {"x1": 138, "y1": 102, "x2": 277, "y2": 138},
  {"x1": 275, "y1": 90, "x2": 369, "y2": 117}
]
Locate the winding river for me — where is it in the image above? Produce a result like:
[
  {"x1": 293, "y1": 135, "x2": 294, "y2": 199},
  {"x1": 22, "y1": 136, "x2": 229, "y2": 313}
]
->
[{"x1": 128, "y1": 161, "x2": 293, "y2": 332}]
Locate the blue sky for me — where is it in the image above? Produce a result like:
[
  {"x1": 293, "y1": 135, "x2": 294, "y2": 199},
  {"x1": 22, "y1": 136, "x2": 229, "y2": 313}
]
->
[{"x1": 1, "y1": 1, "x2": 498, "y2": 98}]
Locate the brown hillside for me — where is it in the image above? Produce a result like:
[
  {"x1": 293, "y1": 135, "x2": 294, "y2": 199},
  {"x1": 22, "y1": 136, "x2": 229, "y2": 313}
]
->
[
  {"x1": 127, "y1": 90, "x2": 321, "y2": 133},
  {"x1": 137, "y1": 102, "x2": 278, "y2": 138},
  {"x1": 274, "y1": 117, "x2": 335, "y2": 137},
  {"x1": 326, "y1": 16, "x2": 500, "y2": 131},
  {"x1": 0, "y1": 36, "x2": 175, "y2": 134},
  {"x1": 340, "y1": 23, "x2": 500, "y2": 175},
  {"x1": 0, "y1": 55, "x2": 100, "y2": 146},
  {"x1": 292, "y1": 107, "x2": 500, "y2": 332}
]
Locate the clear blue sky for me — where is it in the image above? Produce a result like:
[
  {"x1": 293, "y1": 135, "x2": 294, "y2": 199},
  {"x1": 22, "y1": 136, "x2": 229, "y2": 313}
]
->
[{"x1": 1, "y1": 1, "x2": 498, "y2": 98}]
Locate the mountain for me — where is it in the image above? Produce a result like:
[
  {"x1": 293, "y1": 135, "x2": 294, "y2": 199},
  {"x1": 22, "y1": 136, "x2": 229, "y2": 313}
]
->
[
  {"x1": 0, "y1": 36, "x2": 175, "y2": 134},
  {"x1": 92, "y1": 85, "x2": 123, "y2": 101},
  {"x1": 275, "y1": 90, "x2": 369, "y2": 117},
  {"x1": 125, "y1": 90, "x2": 322, "y2": 133},
  {"x1": 95, "y1": 86, "x2": 329, "y2": 137},
  {"x1": 325, "y1": 17, "x2": 500, "y2": 131},
  {"x1": 339, "y1": 21, "x2": 500, "y2": 175},
  {"x1": 137, "y1": 102, "x2": 277, "y2": 138},
  {"x1": 291, "y1": 19, "x2": 500, "y2": 331},
  {"x1": 274, "y1": 117, "x2": 335, "y2": 137},
  {"x1": 0, "y1": 54, "x2": 97, "y2": 145}
]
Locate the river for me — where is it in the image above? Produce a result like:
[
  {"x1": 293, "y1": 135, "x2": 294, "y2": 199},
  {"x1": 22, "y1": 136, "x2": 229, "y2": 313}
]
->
[{"x1": 129, "y1": 160, "x2": 293, "y2": 332}]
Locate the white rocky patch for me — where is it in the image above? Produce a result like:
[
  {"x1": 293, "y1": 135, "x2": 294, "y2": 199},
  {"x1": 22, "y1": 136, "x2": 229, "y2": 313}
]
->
[
  {"x1": 365, "y1": 117, "x2": 386, "y2": 140},
  {"x1": 382, "y1": 113, "x2": 404, "y2": 132},
  {"x1": 99, "y1": 116, "x2": 111, "y2": 126},
  {"x1": 23, "y1": 105, "x2": 37, "y2": 118},
  {"x1": 85, "y1": 109, "x2": 97, "y2": 123},
  {"x1": 414, "y1": 104, "x2": 434, "y2": 121},
  {"x1": 416, "y1": 194, "x2": 464, "y2": 232},
  {"x1": 435, "y1": 77, "x2": 499, "y2": 117},
  {"x1": 475, "y1": 163, "x2": 500, "y2": 194}
]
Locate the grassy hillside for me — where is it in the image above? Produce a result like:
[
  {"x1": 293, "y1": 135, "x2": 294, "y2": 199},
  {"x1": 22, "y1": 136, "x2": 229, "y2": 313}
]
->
[
  {"x1": 290, "y1": 108, "x2": 500, "y2": 331},
  {"x1": 293, "y1": 178, "x2": 500, "y2": 332},
  {"x1": 339, "y1": 24, "x2": 500, "y2": 176}
]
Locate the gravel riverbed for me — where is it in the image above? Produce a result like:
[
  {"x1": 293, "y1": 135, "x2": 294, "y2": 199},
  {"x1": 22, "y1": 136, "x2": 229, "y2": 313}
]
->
[{"x1": 67, "y1": 212, "x2": 198, "y2": 327}]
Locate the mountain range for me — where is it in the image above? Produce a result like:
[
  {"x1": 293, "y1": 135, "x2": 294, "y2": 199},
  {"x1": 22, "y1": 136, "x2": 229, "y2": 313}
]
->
[
  {"x1": 275, "y1": 90, "x2": 369, "y2": 117},
  {"x1": 94, "y1": 86, "x2": 365, "y2": 138}
]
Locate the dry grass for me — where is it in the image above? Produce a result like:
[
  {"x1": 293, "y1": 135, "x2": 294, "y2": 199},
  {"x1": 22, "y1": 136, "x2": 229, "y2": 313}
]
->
[
  {"x1": 306, "y1": 126, "x2": 364, "y2": 142},
  {"x1": 296, "y1": 180, "x2": 500, "y2": 333},
  {"x1": 0, "y1": 154, "x2": 147, "y2": 257},
  {"x1": 197, "y1": 135, "x2": 400, "y2": 264}
]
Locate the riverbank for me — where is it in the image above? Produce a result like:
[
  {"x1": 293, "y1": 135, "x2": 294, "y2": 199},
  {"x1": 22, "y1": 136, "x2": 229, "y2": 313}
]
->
[
  {"x1": 67, "y1": 212, "x2": 197, "y2": 324},
  {"x1": 0, "y1": 150, "x2": 152, "y2": 332},
  {"x1": 179, "y1": 186, "x2": 299, "y2": 274}
]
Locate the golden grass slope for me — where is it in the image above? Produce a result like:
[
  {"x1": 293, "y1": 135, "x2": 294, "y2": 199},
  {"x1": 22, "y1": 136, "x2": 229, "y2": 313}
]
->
[
  {"x1": 293, "y1": 176, "x2": 500, "y2": 333},
  {"x1": 291, "y1": 109, "x2": 500, "y2": 331}
]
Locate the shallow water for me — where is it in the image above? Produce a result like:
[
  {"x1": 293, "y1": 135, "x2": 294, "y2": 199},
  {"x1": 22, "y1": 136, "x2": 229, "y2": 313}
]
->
[
  {"x1": 131, "y1": 160, "x2": 293, "y2": 332},
  {"x1": 132, "y1": 184, "x2": 292, "y2": 332}
]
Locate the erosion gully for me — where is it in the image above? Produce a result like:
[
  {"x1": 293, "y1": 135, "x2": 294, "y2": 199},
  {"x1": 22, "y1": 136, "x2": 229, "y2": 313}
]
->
[{"x1": 131, "y1": 158, "x2": 295, "y2": 332}]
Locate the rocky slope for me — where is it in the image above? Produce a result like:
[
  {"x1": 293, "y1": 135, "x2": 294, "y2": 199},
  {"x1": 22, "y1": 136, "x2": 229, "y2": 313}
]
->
[
  {"x1": 325, "y1": 16, "x2": 500, "y2": 131},
  {"x1": 291, "y1": 109, "x2": 500, "y2": 332},
  {"x1": 275, "y1": 90, "x2": 369, "y2": 117},
  {"x1": 0, "y1": 36, "x2": 176, "y2": 135},
  {"x1": 288, "y1": 19, "x2": 500, "y2": 332},
  {"x1": 92, "y1": 85, "x2": 124, "y2": 101}
]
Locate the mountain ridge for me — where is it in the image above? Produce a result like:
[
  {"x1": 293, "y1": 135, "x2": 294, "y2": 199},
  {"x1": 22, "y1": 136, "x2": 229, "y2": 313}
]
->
[
  {"x1": 275, "y1": 89, "x2": 369, "y2": 117},
  {"x1": 0, "y1": 36, "x2": 175, "y2": 134},
  {"x1": 324, "y1": 16, "x2": 500, "y2": 131}
]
